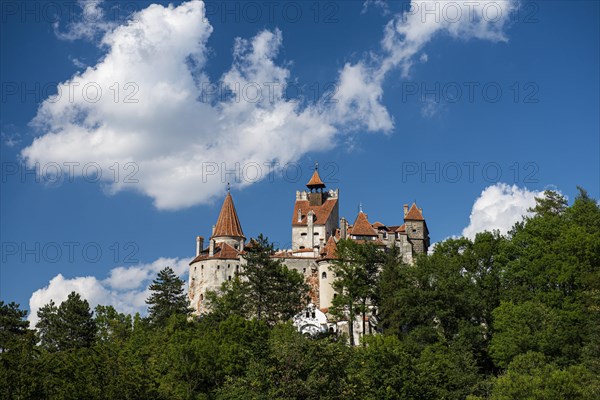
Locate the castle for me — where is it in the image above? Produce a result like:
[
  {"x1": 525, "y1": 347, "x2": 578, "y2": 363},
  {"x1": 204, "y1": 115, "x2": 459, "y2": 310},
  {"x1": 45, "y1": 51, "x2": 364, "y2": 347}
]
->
[{"x1": 188, "y1": 165, "x2": 430, "y2": 320}]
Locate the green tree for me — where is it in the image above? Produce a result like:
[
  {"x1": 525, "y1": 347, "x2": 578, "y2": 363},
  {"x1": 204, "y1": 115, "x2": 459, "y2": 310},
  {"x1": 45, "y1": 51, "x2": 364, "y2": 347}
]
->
[
  {"x1": 0, "y1": 301, "x2": 30, "y2": 352},
  {"x1": 330, "y1": 239, "x2": 383, "y2": 345},
  {"x1": 239, "y1": 234, "x2": 308, "y2": 325},
  {"x1": 36, "y1": 292, "x2": 96, "y2": 351},
  {"x1": 528, "y1": 189, "x2": 568, "y2": 217},
  {"x1": 490, "y1": 352, "x2": 599, "y2": 400},
  {"x1": 205, "y1": 275, "x2": 250, "y2": 323},
  {"x1": 146, "y1": 266, "x2": 191, "y2": 325},
  {"x1": 0, "y1": 302, "x2": 40, "y2": 399}
]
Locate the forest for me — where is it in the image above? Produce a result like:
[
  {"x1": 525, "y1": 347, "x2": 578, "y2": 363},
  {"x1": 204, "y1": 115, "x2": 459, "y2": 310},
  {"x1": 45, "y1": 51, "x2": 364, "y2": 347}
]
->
[{"x1": 1, "y1": 188, "x2": 599, "y2": 399}]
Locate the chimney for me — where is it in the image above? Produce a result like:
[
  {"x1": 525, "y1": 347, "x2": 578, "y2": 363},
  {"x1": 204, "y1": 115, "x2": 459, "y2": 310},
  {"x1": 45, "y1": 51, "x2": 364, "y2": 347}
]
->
[
  {"x1": 340, "y1": 217, "x2": 347, "y2": 239},
  {"x1": 319, "y1": 237, "x2": 324, "y2": 250},
  {"x1": 419, "y1": 207, "x2": 423, "y2": 215},
  {"x1": 209, "y1": 239, "x2": 215, "y2": 257},
  {"x1": 297, "y1": 208, "x2": 302, "y2": 222},
  {"x1": 196, "y1": 236, "x2": 204, "y2": 256},
  {"x1": 211, "y1": 225, "x2": 216, "y2": 236},
  {"x1": 403, "y1": 204, "x2": 409, "y2": 217}
]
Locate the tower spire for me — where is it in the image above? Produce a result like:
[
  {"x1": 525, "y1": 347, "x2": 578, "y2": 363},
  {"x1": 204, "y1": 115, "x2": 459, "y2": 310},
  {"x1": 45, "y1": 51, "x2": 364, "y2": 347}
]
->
[
  {"x1": 306, "y1": 161, "x2": 326, "y2": 190},
  {"x1": 211, "y1": 192, "x2": 245, "y2": 239}
]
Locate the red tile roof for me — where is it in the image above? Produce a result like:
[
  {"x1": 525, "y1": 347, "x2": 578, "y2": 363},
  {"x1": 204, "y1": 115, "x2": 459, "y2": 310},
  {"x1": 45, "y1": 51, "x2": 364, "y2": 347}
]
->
[
  {"x1": 349, "y1": 212, "x2": 377, "y2": 236},
  {"x1": 292, "y1": 198, "x2": 338, "y2": 226},
  {"x1": 189, "y1": 243, "x2": 242, "y2": 264},
  {"x1": 212, "y1": 193, "x2": 245, "y2": 239},
  {"x1": 372, "y1": 221, "x2": 385, "y2": 228},
  {"x1": 395, "y1": 224, "x2": 406, "y2": 233},
  {"x1": 306, "y1": 169, "x2": 326, "y2": 189},
  {"x1": 404, "y1": 203, "x2": 424, "y2": 220},
  {"x1": 320, "y1": 236, "x2": 338, "y2": 260}
]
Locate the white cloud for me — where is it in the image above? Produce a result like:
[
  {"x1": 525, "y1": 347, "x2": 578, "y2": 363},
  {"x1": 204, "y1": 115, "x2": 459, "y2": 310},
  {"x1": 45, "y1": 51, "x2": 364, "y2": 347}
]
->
[
  {"x1": 28, "y1": 257, "x2": 189, "y2": 327},
  {"x1": 462, "y1": 183, "x2": 541, "y2": 239},
  {"x1": 54, "y1": 0, "x2": 116, "y2": 41},
  {"x1": 22, "y1": 0, "x2": 518, "y2": 210}
]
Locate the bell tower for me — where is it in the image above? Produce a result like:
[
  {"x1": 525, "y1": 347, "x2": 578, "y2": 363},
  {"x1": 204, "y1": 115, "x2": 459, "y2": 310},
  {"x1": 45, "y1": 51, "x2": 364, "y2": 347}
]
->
[{"x1": 291, "y1": 162, "x2": 339, "y2": 253}]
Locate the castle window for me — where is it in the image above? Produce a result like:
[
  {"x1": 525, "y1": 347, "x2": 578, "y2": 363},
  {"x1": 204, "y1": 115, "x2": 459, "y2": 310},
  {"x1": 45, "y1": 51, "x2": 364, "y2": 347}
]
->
[
  {"x1": 300, "y1": 246, "x2": 305, "y2": 249},
  {"x1": 382, "y1": 232, "x2": 387, "y2": 239},
  {"x1": 314, "y1": 232, "x2": 319, "y2": 236},
  {"x1": 301, "y1": 232, "x2": 307, "y2": 236},
  {"x1": 228, "y1": 276, "x2": 231, "y2": 281},
  {"x1": 311, "y1": 312, "x2": 316, "y2": 318},
  {"x1": 228, "y1": 264, "x2": 230, "y2": 268},
  {"x1": 303, "y1": 268, "x2": 306, "y2": 273},
  {"x1": 322, "y1": 272, "x2": 327, "y2": 279},
  {"x1": 200, "y1": 294, "x2": 204, "y2": 301},
  {"x1": 306, "y1": 311, "x2": 310, "y2": 318},
  {"x1": 201, "y1": 265, "x2": 204, "y2": 270},
  {"x1": 236, "y1": 265, "x2": 239, "y2": 271},
  {"x1": 217, "y1": 265, "x2": 220, "y2": 270},
  {"x1": 194, "y1": 266, "x2": 196, "y2": 272}
]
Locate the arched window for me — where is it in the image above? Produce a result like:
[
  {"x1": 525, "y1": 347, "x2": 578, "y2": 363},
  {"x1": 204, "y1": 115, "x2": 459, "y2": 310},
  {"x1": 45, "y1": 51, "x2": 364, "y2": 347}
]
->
[
  {"x1": 201, "y1": 265, "x2": 204, "y2": 270},
  {"x1": 321, "y1": 271, "x2": 327, "y2": 279},
  {"x1": 228, "y1": 264, "x2": 230, "y2": 268},
  {"x1": 228, "y1": 276, "x2": 231, "y2": 281},
  {"x1": 199, "y1": 294, "x2": 204, "y2": 301},
  {"x1": 217, "y1": 265, "x2": 220, "y2": 270}
]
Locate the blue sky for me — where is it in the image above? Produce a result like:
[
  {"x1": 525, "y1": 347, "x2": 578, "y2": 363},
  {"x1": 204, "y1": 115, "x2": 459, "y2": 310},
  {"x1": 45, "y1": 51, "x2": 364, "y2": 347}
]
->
[{"x1": 1, "y1": 0, "x2": 598, "y2": 322}]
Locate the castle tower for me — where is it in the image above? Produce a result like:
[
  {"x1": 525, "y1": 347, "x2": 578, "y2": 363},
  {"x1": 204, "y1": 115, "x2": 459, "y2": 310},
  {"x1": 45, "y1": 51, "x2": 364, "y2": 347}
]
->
[
  {"x1": 291, "y1": 163, "x2": 339, "y2": 253},
  {"x1": 188, "y1": 190, "x2": 246, "y2": 314},
  {"x1": 403, "y1": 203, "x2": 430, "y2": 255},
  {"x1": 211, "y1": 191, "x2": 245, "y2": 250}
]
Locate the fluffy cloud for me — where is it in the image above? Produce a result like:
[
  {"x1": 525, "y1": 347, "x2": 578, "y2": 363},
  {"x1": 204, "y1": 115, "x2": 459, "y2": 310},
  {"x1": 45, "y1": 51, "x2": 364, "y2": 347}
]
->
[
  {"x1": 28, "y1": 257, "x2": 189, "y2": 326},
  {"x1": 462, "y1": 183, "x2": 541, "y2": 239},
  {"x1": 336, "y1": 0, "x2": 518, "y2": 131},
  {"x1": 22, "y1": 0, "x2": 518, "y2": 210},
  {"x1": 54, "y1": 0, "x2": 116, "y2": 41}
]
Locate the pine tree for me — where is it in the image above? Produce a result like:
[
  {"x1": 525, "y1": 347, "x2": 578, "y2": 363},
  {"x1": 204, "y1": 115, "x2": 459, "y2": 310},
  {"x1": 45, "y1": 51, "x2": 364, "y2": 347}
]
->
[
  {"x1": 36, "y1": 292, "x2": 96, "y2": 351},
  {"x1": 0, "y1": 301, "x2": 30, "y2": 352},
  {"x1": 146, "y1": 266, "x2": 191, "y2": 325},
  {"x1": 241, "y1": 234, "x2": 308, "y2": 325}
]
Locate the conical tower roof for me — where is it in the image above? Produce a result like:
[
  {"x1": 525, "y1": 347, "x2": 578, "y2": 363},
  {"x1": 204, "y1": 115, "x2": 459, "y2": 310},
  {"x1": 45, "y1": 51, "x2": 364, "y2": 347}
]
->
[
  {"x1": 212, "y1": 192, "x2": 245, "y2": 239},
  {"x1": 306, "y1": 163, "x2": 326, "y2": 189}
]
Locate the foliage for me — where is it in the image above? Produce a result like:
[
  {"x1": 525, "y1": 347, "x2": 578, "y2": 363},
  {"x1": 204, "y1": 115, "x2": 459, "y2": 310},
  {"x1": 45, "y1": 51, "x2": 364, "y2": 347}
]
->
[
  {"x1": 207, "y1": 234, "x2": 309, "y2": 326},
  {"x1": 1, "y1": 188, "x2": 598, "y2": 399},
  {"x1": 146, "y1": 266, "x2": 191, "y2": 325}
]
